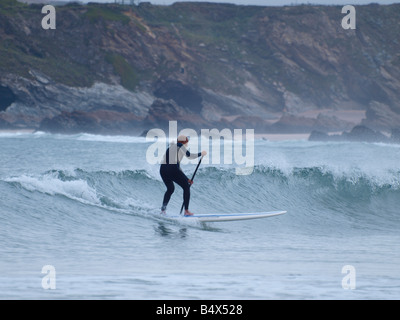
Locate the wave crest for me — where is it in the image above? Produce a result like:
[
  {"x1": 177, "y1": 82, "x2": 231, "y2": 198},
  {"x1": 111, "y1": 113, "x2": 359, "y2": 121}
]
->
[
  {"x1": 5, "y1": 172, "x2": 100, "y2": 205},
  {"x1": 4, "y1": 165, "x2": 399, "y2": 215}
]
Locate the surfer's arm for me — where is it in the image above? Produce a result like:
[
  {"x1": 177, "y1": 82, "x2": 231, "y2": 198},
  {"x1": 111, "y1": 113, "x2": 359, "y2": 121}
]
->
[
  {"x1": 185, "y1": 150, "x2": 202, "y2": 159},
  {"x1": 181, "y1": 145, "x2": 202, "y2": 160}
]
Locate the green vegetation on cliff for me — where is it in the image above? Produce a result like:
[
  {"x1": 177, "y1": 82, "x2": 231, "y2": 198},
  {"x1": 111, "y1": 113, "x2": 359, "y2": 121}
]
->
[
  {"x1": 0, "y1": 0, "x2": 27, "y2": 15},
  {"x1": 1, "y1": 0, "x2": 400, "y2": 111},
  {"x1": 85, "y1": 5, "x2": 130, "y2": 25},
  {"x1": 105, "y1": 53, "x2": 139, "y2": 91}
]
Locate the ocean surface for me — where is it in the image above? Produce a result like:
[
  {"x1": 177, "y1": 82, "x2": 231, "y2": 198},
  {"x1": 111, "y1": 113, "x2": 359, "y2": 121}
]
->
[{"x1": 0, "y1": 131, "x2": 399, "y2": 299}]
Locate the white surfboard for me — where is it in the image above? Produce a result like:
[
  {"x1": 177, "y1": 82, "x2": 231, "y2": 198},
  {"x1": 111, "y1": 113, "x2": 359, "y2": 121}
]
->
[{"x1": 173, "y1": 210, "x2": 286, "y2": 222}]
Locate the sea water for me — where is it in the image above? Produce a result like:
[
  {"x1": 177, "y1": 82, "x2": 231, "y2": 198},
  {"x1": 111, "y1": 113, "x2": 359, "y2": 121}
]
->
[{"x1": 0, "y1": 132, "x2": 399, "y2": 299}]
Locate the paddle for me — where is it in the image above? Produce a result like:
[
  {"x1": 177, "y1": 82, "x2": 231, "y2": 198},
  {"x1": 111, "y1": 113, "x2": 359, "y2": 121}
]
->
[{"x1": 180, "y1": 156, "x2": 203, "y2": 215}]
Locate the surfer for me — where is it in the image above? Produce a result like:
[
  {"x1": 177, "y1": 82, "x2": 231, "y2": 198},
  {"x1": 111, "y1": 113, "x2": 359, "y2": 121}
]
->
[{"x1": 160, "y1": 135, "x2": 207, "y2": 216}]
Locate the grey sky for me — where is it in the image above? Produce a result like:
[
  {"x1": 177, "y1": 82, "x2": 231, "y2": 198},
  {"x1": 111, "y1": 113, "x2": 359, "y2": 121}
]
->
[{"x1": 80, "y1": 0, "x2": 400, "y2": 5}]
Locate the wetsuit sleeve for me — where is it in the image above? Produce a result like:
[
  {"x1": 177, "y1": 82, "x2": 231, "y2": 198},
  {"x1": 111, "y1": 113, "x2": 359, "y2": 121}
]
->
[{"x1": 181, "y1": 145, "x2": 202, "y2": 160}]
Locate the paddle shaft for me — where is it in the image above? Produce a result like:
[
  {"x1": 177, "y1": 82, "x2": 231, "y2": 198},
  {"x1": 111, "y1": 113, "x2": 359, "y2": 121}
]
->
[{"x1": 180, "y1": 156, "x2": 203, "y2": 215}]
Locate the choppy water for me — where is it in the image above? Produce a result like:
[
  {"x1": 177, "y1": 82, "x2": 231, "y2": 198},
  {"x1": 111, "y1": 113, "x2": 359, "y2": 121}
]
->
[{"x1": 0, "y1": 132, "x2": 399, "y2": 299}]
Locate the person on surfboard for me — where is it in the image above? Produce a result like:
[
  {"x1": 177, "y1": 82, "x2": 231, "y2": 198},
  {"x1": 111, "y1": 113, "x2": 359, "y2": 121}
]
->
[{"x1": 160, "y1": 135, "x2": 207, "y2": 216}]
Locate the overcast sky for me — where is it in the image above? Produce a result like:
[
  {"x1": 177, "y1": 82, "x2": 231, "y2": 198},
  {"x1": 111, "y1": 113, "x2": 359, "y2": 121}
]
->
[{"x1": 80, "y1": 0, "x2": 400, "y2": 5}]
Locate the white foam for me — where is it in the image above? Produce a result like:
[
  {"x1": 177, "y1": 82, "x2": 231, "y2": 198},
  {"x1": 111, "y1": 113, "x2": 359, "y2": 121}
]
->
[
  {"x1": 254, "y1": 140, "x2": 400, "y2": 189},
  {"x1": 0, "y1": 131, "x2": 150, "y2": 144},
  {"x1": 5, "y1": 173, "x2": 100, "y2": 205},
  {"x1": 76, "y1": 133, "x2": 147, "y2": 144}
]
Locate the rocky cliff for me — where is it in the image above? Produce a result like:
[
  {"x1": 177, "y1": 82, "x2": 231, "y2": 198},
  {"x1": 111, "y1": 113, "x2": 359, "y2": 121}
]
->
[{"x1": 1, "y1": 1, "x2": 400, "y2": 134}]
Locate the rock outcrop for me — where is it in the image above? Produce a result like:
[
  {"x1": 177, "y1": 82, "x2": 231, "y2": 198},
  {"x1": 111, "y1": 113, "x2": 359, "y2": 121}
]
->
[
  {"x1": 1, "y1": 1, "x2": 400, "y2": 133},
  {"x1": 309, "y1": 125, "x2": 398, "y2": 143}
]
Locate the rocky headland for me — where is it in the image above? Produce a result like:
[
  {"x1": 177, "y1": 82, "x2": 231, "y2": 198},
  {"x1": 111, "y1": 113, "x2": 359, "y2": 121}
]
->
[
  {"x1": 309, "y1": 125, "x2": 400, "y2": 143},
  {"x1": 1, "y1": 1, "x2": 400, "y2": 139}
]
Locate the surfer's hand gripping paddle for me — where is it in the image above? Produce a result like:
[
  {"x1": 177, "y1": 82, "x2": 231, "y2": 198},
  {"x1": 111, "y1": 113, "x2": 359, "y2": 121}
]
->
[{"x1": 180, "y1": 156, "x2": 203, "y2": 215}]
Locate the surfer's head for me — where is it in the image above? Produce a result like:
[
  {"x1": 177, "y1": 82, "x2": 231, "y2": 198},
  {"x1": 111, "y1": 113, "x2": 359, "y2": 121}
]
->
[{"x1": 177, "y1": 135, "x2": 189, "y2": 145}]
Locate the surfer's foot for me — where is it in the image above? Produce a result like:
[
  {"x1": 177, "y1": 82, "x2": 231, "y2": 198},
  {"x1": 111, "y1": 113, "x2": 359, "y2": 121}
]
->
[
  {"x1": 184, "y1": 210, "x2": 194, "y2": 216},
  {"x1": 160, "y1": 205, "x2": 167, "y2": 215}
]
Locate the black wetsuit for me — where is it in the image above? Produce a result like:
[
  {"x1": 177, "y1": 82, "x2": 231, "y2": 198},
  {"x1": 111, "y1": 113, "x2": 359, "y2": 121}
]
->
[{"x1": 160, "y1": 143, "x2": 202, "y2": 211}]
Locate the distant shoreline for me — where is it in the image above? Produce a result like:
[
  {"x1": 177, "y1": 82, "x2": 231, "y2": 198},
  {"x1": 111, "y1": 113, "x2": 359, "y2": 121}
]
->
[
  {"x1": 2, "y1": 129, "x2": 397, "y2": 144},
  {"x1": 0, "y1": 129, "x2": 312, "y2": 141},
  {"x1": 255, "y1": 133, "x2": 310, "y2": 141},
  {"x1": 0, "y1": 129, "x2": 36, "y2": 134}
]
